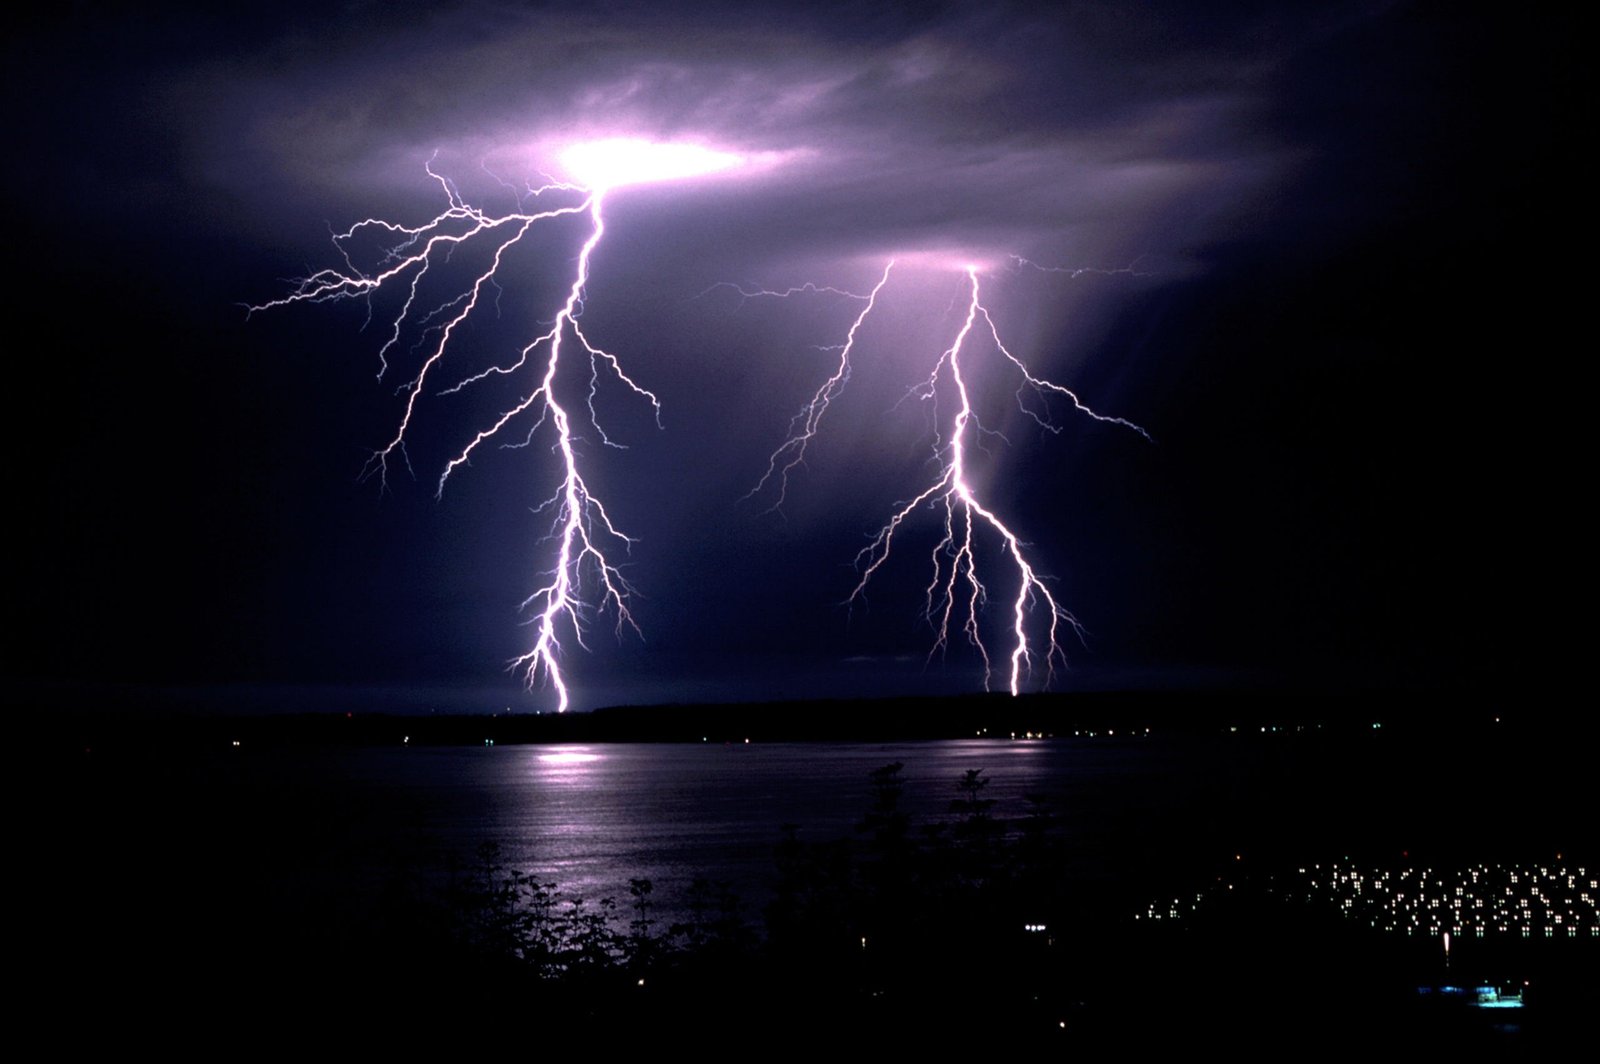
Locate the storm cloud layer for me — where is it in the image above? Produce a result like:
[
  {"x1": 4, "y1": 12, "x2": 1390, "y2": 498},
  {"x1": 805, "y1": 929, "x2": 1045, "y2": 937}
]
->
[{"x1": 7, "y1": 2, "x2": 1582, "y2": 712}]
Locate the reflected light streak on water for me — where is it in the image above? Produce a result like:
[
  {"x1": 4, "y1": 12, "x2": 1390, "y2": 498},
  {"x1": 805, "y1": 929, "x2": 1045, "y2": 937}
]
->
[
  {"x1": 418, "y1": 739, "x2": 1116, "y2": 921},
  {"x1": 536, "y1": 747, "x2": 604, "y2": 767}
]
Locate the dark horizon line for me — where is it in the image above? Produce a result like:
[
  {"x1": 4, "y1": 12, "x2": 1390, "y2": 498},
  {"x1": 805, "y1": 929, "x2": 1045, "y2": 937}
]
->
[{"x1": 42, "y1": 687, "x2": 1577, "y2": 752}]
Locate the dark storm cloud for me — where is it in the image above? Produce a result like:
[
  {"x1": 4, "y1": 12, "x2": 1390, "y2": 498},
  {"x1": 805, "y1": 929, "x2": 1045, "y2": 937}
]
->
[
  {"x1": 173, "y1": 0, "x2": 1314, "y2": 267},
  {"x1": 14, "y1": 1, "x2": 1574, "y2": 709}
]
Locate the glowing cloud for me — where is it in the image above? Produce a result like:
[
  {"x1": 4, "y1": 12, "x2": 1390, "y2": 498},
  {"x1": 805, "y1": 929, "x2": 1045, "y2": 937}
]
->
[{"x1": 557, "y1": 138, "x2": 745, "y2": 191}]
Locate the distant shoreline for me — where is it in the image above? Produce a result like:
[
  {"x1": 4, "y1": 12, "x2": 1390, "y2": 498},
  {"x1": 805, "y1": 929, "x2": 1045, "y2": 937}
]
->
[{"x1": 37, "y1": 688, "x2": 1577, "y2": 751}]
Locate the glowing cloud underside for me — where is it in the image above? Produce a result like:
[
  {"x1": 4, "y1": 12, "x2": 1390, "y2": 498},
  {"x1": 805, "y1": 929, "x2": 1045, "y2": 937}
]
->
[
  {"x1": 558, "y1": 138, "x2": 743, "y2": 191},
  {"x1": 250, "y1": 142, "x2": 749, "y2": 710},
  {"x1": 746, "y1": 263, "x2": 1149, "y2": 695}
]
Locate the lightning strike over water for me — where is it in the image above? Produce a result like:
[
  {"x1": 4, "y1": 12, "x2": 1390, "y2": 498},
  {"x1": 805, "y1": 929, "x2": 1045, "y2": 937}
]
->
[
  {"x1": 753, "y1": 262, "x2": 1149, "y2": 695},
  {"x1": 251, "y1": 140, "x2": 741, "y2": 710}
]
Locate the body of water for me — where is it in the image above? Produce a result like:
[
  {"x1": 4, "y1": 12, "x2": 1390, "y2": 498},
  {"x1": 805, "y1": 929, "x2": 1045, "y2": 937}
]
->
[
  {"x1": 60, "y1": 726, "x2": 1584, "y2": 928},
  {"x1": 48, "y1": 724, "x2": 1593, "y2": 1046}
]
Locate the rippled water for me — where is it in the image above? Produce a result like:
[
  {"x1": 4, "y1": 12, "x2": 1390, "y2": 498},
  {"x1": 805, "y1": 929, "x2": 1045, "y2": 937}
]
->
[
  {"x1": 65, "y1": 726, "x2": 1584, "y2": 942},
  {"x1": 252, "y1": 738, "x2": 1162, "y2": 909}
]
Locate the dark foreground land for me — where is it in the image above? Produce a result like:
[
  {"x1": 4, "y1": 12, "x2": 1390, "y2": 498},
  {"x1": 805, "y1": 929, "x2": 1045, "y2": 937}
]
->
[{"x1": 35, "y1": 695, "x2": 1597, "y2": 1051}]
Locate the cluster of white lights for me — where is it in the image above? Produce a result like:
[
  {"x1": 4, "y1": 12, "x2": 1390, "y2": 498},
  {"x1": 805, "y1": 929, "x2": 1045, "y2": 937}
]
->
[
  {"x1": 1310, "y1": 861, "x2": 1597, "y2": 938},
  {"x1": 1140, "y1": 861, "x2": 1597, "y2": 939}
]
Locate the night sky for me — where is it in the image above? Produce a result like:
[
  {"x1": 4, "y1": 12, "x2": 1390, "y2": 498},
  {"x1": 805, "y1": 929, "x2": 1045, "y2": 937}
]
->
[{"x1": 7, "y1": 2, "x2": 1582, "y2": 714}]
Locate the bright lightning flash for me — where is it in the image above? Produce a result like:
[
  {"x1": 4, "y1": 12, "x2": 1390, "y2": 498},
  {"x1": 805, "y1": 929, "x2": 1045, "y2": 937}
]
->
[
  {"x1": 559, "y1": 138, "x2": 742, "y2": 191},
  {"x1": 751, "y1": 262, "x2": 1149, "y2": 695},
  {"x1": 251, "y1": 140, "x2": 743, "y2": 710}
]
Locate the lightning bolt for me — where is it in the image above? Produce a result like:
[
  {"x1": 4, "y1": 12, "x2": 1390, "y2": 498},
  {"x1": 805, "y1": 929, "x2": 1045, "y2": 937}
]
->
[
  {"x1": 248, "y1": 162, "x2": 660, "y2": 711},
  {"x1": 1009, "y1": 252, "x2": 1151, "y2": 280},
  {"x1": 698, "y1": 279, "x2": 874, "y2": 309},
  {"x1": 738, "y1": 262, "x2": 895, "y2": 511},
  {"x1": 752, "y1": 261, "x2": 1149, "y2": 694}
]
